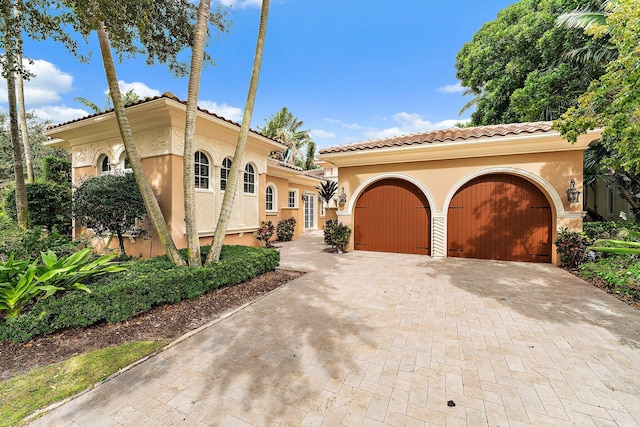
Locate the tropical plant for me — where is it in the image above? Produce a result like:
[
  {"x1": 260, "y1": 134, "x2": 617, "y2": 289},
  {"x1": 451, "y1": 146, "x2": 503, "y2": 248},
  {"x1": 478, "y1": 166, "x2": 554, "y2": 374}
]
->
[
  {"x1": 254, "y1": 220, "x2": 275, "y2": 247},
  {"x1": 206, "y1": 0, "x2": 270, "y2": 264},
  {"x1": 260, "y1": 107, "x2": 313, "y2": 168},
  {"x1": 589, "y1": 229, "x2": 640, "y2": 255},
  {"x1": 4, "y1": 181, "x2": 72, "y2": 234},
  {"x1": 317, "y1": 180, "x2": 338, "y2": 208},
  {"x1": 554, "y1": 228, "x2": 591, "y2": 269},
  {"x1": 276, "y1": 217, "x2": 296, "y2": 242},
  {"x1": 0, "y1": 249, "x2": 124, "y2": 318},
  {"x1": 556, "y1": 0, "x2": 616, "y2": 65},
  {"x1": 73, "y1": 173, "x2": 148, "y2": 255}
]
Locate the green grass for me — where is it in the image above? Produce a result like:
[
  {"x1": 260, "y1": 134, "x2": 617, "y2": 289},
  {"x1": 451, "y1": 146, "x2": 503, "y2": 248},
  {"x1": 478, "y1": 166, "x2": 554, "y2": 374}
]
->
[{"x1": 0, "y1": 340, "x2": 164, "y2": 427}]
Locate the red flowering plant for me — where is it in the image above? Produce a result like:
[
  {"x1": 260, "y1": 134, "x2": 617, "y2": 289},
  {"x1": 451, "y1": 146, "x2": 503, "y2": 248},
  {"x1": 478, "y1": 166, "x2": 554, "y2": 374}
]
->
[
  {"x1": 554, "y1": 228, "x2": 591, "y2": 269},
  {"x1": 254, "y1": 221, "x2": 275, "y2": 248}
]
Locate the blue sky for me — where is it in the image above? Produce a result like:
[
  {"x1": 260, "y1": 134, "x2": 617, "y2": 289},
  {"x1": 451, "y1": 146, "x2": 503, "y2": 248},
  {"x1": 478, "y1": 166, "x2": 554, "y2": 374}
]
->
[{"x1": 3, "y1": 0, "x2": 515, "y2": 149}]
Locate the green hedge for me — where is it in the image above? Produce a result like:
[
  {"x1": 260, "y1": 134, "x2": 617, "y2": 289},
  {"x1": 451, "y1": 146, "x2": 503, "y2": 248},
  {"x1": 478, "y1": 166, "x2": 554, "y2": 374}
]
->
[{"x1": 0, "y1": 245, "x2": 279, "y2": 343}]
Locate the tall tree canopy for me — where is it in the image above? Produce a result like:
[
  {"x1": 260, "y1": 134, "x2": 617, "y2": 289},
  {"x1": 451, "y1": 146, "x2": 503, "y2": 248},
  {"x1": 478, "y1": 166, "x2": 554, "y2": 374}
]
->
[
  {"x1": 455, "y1": 0, "x2": 606, "y2": 126},
  {"x1": 555, "y1": 0, "x2": 640, "y2": 173}
]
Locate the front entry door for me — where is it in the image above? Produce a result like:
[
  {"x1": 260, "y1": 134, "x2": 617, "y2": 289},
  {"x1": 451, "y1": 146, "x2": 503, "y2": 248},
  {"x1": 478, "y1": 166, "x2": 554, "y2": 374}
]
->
[{"x1": 304, "y1": 194, "x2": 315, "y2": 230}]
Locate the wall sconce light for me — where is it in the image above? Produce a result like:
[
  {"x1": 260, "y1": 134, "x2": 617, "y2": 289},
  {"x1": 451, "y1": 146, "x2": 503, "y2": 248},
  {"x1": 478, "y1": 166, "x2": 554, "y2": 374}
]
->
[
  {"x1": 566, "y1": 179, "x2": 581, "y2": 204},
  {"x1": 338, "y1": 187, "x2": 347, "y2": 206}
]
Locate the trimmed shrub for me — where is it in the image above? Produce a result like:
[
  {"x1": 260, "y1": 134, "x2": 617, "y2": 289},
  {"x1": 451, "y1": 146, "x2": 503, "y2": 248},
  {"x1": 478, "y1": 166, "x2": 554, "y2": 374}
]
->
[
  {"x1": 41, "y1": 154, "x2": 71, "y2": 185},
  {"x1": 0, "y1": 227, "x2": 83, "y2": 261},
  {"x1": 554, "y1": 228, "x2": 590, "y2": 269},
  {"x1": 5, "y1": 182, "x2": 72, "y2": 234},
  {"x1": 73, "y1": 173, "x2": 147, "y2": 255},
  {"x1": 324, "y1": 219, "x2": 337, "y2": 246},
  {"x1": 277, "y1": 217, "x2": 296, "y2": 241},
  {"x1": 324, "y1": 220, "x2": 351, "y2": 253},
  {"x1": 0, "y1": 245, "x2": 280, "y2": 343}
]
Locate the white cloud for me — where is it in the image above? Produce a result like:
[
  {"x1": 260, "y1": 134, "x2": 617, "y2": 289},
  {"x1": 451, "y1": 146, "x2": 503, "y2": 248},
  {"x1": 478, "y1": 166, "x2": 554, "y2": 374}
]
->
[
  {"x1": 310, "y1": 129, "x2": 336, "y2": 139},
  {"x1": 323, "y1": 117, "x2": 363, "y2": 130},
  {"x1": 437, "y1": 83, "x2": 465, "y2": 93},
  {"x1": 32, "y1": 105, "x2": 90, "y2": 124},
  {"x1": 217, "y1": 0, "x2": 261, "y2": 8},
  {"x1": 364, "y1": 112, "x2": 470, "y2": 140},
  {"x1": 199, "y1": 100, "x2": 243, "y2": 122},
  {"x1": 116, "y1": 81, "x2": 161, "y2": 98},
  {"x1": 0, "y1": 59, "x2": 73, "y2": 106}
]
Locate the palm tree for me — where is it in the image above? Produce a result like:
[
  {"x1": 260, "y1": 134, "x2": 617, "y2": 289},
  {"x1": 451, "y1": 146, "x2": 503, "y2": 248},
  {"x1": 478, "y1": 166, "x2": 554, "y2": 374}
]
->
[
  {"x1": 260, "y1": 107, "x2": 313, "y2": 167},
  {"x1": 182, "y1": 0, "x2": 212, "y2": 267},
  {"x1": 206, "y1": 0, "x2": 270, "y2": 264},
  {"x1": 74, "y1": 90, "x2": 141, "y2": 114},
  {"x1": 95, "y1": 22, "x2": 186, "y2": 265},
  {"x1": 556, "y1": 1, "x2": 616, "y2": 65}
]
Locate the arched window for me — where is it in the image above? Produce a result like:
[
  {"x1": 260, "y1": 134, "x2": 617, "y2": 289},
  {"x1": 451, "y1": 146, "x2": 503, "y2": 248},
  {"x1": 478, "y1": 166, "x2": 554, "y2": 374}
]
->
[
  {"x1": 99, "y1": 155, "x2": 111, "y2": 174},
  {"x1": 265, "y1": 185, "x2": 275, "y2": 211},
  {"x1": 194, "y1": 151, "x2": 210, "y2": 189},
  {"x1": 244, "y1": 163, "x2": 256, "y2": 194},
  {"x1": 220, "y1": 158, "x2": 232, "y2": 190}
]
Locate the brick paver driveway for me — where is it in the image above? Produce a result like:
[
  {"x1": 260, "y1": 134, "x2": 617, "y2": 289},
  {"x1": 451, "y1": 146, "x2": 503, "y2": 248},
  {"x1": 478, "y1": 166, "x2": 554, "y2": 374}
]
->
[{"x1": 31, "y1": 232, "x2": 640, "y2": 426}]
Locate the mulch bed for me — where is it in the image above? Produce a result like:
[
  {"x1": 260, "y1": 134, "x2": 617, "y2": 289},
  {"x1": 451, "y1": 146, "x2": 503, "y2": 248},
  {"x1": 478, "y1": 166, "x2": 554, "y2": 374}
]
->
[{"x1": 0, "y1": 269, "x2": 304, "y2": 381}]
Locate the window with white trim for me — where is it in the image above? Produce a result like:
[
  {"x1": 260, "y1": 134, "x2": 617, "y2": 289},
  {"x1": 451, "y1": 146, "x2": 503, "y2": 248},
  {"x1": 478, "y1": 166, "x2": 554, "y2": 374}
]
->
[
  {"x1": 220, "y1": 158, "x2": 232, "y2": 190},
  {"x1": 266, "y1": 185, "x2": 275, "y2": 211},
  {"x1": 194, "y1": 151, "x2": 210, "y2": 189},
  {"x1": 244, "y1": 163, "x2": 256, "y2": 194},
  {"x1": 288, "y1": 190, "x2": 297, "y2": 208},
  {"x1": 99, "y1": 155, "x2": 111, "y2": 174},
  {"x1": 320, "y1": 200, "x2": 326, "y2": 217}
]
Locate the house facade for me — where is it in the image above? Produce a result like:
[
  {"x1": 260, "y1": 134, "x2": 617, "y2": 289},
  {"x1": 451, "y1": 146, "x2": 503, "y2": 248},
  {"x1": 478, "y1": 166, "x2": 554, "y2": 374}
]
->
[
  {"x1": 46, "y1": 93, "x2": 324, "y2": 258},
  {"x1": 318, "y1": 122, "x2": 600, "y2": 264}
]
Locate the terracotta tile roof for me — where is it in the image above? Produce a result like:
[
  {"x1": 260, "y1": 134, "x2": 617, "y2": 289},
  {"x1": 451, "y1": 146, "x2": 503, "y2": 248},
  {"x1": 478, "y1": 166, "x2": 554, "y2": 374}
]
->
[
  {"x1": 318, "y1": 122, "x2": 554, "y2": 154},
  {"x1": 267, "y1": 158, "x2": 326, "y2": 181},
  {"x1": 268, "y1": 157, "x2": 304, "y2": 171},
  {"x1": 46, "y1": 92, "x2": 284, "y2": 147}
]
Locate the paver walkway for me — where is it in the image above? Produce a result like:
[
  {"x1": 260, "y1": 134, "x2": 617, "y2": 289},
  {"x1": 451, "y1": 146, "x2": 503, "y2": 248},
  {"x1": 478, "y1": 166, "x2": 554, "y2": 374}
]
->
[{"x1": 30, "y1": 232, "x2": 640, "y2": 426}]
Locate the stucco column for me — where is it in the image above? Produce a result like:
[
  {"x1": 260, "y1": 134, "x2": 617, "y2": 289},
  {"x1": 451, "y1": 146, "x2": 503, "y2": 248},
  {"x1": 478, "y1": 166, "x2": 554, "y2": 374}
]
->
[
  {"x1": 431, "y1": 213, "x2": 447, "y2": 258},
  {"x1": 337, "y1": 211, "x2": 353, "y2": 252}
]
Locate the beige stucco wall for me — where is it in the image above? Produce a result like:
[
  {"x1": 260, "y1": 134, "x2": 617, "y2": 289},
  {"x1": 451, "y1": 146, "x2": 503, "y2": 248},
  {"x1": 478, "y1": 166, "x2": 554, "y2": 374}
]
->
[{"x1": 320, "y1": 132, "x2": 594, "y2": 264}]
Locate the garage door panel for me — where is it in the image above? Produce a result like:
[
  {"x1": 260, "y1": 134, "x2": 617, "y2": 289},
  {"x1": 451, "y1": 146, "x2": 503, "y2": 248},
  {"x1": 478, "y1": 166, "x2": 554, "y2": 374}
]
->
[
  {"x1": 355, "y1": 179, "x2": 430, "y2": 255},
  {"x1": 447, "y1": 174, "x2": 551, "y2": 263}
]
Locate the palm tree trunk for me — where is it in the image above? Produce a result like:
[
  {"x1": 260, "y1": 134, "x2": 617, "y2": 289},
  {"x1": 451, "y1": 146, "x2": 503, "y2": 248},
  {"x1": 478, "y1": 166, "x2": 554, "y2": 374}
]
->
[
  {"x1": 182, "y1": 0, "x2": 211, "y2": 267},
  {"x1": 7, "y1": 70, "x2": 28, "y2": 230},
  {"x1": 205, "y1": 0, "x2": 270, "y2": 265},
  {"x1": 16, "y1": 50, "x2": 34, "y2": 182},
  {"x1": 96, "y1": 22, "x2": 186, "y2": 266},
  {"x1": 13, "y1": 1, "x2": 33, "y2": 183},
  {"x1": 3, "y1": 4, "x2": 28, "y2": 230}
]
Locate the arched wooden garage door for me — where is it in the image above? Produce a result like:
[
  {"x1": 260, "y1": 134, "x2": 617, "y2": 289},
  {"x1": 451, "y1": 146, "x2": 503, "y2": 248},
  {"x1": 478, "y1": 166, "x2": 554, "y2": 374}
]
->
[
  {"x1": 354, "y1": 179, "x2": 430, "y2": 255},
  {"x1": 447, "y1": 174, "x2": 552, "y2": 262}
]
